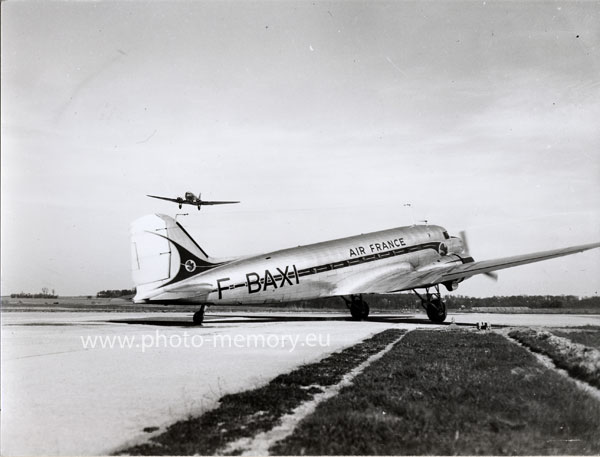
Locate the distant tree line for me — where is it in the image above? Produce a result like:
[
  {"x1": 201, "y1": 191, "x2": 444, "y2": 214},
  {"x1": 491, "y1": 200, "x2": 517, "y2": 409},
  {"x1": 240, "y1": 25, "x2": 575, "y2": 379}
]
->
[
  {"x1": 11, "y1": 288, "x2": 58, "y2": 299},
  {"x1": 96, "y1": 288, "x2": 136, "y2": 298},
  {"x1": 262, "y1": 294, "x2": 600, "y2": 310},
  {"x1": 445, "y1": 294, "x2": 600, "y2": 309}
]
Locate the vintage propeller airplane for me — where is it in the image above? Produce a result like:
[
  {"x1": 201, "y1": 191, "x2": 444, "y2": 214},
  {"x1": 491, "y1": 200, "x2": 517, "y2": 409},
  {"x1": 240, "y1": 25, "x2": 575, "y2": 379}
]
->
[
  {"x1": 147, "y1": 192, "x2": 239, "y2": 210},
  {"x1": 130, "y1": 214, "x2": 600, "y2": 325}
]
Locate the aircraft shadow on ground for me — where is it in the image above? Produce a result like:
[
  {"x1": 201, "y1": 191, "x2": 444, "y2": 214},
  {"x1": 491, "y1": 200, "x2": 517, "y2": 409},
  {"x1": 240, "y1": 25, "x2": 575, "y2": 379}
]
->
[{"x1": 107, "y1": 314, "x2": 485, "y2": 328}]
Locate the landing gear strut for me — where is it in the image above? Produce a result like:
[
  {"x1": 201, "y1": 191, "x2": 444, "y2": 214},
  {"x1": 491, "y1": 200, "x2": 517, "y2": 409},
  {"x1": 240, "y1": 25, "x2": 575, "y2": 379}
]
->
[
  {"x1": 193, "y1": 304, "x2": 206, "y2": 325},
  {"x1": 413, "y1": 285, "x2": 447, "y2": 324},
  {"x1": 342, "y1": 294, "x2": 370, "y2": 320}
]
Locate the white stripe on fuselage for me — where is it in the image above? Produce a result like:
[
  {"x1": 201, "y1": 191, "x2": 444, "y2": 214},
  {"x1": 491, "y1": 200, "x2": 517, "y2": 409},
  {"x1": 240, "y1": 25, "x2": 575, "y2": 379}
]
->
[{"x1": 155, "y1": 224, "x2": 449, "y2": 304}]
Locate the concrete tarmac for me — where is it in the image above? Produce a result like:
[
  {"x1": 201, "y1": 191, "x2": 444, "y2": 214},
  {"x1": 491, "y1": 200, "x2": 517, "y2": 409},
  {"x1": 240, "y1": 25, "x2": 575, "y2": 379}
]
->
[{"x1": 1, "y1": 311, "x2": 599, "y2": 455}]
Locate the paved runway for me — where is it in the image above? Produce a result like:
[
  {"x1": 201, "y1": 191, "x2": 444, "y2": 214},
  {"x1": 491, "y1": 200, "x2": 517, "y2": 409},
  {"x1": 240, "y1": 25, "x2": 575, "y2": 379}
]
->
[{"x1": 1, "y1": 311, "x2": 599, "y2": 455}]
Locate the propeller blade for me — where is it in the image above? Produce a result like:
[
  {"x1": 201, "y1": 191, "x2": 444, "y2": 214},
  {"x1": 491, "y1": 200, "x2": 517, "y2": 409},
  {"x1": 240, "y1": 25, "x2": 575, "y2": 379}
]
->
[
  {"x1": 459, "y1": 230, "x2": 470, "y2": 255},
  {"x1": 460, "y1": 230, "x2": 497, "y2": 281},
  {"x1": 485, "y1": 271, "x2": 499, "y2": 281}
]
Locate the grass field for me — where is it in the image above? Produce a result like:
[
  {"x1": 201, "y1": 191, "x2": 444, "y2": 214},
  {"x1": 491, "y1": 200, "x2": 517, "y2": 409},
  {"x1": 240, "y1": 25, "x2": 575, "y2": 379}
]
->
[
  {"x1": 509, "y1": 328, "x2": 600, "y2": 389},
  {"x1": 271, "y1": 330, "x2": 600, "y2": 455},
  {"x1": 552, "y1": 328, "x2": 600, "y2": 350},
  {"x1": 0, "y1": 297, "x2": 354, "y2": 314}
]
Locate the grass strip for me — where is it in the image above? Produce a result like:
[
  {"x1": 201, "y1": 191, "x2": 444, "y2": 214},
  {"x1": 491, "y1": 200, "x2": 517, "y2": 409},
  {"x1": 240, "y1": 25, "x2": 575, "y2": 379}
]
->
[
  {"x1": 551, "y1": 327, "x2": 600, "y2": 351},
  {"x1": 271, "y1": 329, "x2": 600, "y2": 455},
  {"x1": 509, "y1": 328, "x2": 600, "y2": 389},
  {"x1": 115, "y1": 328, "x2": 404, "y2": 455}
]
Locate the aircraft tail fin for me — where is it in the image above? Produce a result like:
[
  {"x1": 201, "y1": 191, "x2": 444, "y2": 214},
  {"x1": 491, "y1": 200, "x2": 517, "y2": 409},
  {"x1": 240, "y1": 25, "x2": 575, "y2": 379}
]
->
[{"x1": 130, "y1": 214, "x2": 221, "y2": 302}]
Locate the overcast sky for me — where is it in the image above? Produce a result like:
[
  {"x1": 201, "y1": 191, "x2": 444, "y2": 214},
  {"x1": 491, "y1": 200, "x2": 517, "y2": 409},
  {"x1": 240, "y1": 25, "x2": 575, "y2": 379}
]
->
[{"x1": 2, "y1": 0, "x2": 599, "y2": 297}]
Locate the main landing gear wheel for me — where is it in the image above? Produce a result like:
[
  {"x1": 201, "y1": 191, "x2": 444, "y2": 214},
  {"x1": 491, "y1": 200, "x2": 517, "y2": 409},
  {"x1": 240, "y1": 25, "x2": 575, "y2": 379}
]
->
[
  {"x1": 193, "y1": 305, "x2": 206, "y2": 325},
  {"x1": 343, "y1": 295, "x2": 370, "y2": 320},
  {"x1": 426, "y1": 298, "x2": 447, "y2": 324},
  {"x1": 413, "y1": 285, "x2": 448, "y2": 324}
]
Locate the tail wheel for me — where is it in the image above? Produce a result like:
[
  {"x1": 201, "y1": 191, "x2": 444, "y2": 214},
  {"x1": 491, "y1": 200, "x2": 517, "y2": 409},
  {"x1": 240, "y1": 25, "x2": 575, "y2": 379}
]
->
[
  {"x1": 193, "y1": 305, "x2": 206, "y2": 325},
  {"x1": 426, "y1": 298, "x2": 447, "y2": 323},
  {"x1": 179, "y1": 204, "x2": 182, "y2": 209}
]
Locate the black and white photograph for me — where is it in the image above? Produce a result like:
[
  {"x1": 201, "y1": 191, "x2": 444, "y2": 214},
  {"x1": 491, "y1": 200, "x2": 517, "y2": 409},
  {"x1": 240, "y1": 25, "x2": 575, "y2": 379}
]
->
[{"x1": 1, "y1": 0, "x2": 600, "y2": 455}]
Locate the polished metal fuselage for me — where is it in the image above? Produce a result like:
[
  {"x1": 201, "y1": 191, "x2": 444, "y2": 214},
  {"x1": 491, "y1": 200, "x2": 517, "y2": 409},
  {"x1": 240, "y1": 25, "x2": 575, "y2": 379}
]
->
[{"x1": 165, "y1": 224, "x2": 461, "y2": 304}]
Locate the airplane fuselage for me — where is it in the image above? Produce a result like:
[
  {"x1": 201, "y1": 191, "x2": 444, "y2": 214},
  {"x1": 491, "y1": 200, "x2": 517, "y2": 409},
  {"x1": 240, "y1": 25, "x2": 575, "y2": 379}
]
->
[
  {"x1": 157, "y1": 224, "x2": 464, "y2": 305},
  {"x1": 184, "y1": 192, "x2": 198, "y2": 203}
]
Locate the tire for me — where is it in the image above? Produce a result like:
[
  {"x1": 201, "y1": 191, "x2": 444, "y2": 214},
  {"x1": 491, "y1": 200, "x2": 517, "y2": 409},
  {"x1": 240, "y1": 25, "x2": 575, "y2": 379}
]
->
[
  {"x1": 350, "y1": 302, "x2": 369, "y2": 320},
  {"x1": 361, "y1": 304, "x2": 370, "y2": 319},
  {"x1": 350, "y1": 305, "x2": 362, "y2": 320},
  {"x1": 426, "y1": 299, "x2": 447, "y2": 323},
  {"x1": 193, "y1": 309, "x2": 205, "y2": 325}
]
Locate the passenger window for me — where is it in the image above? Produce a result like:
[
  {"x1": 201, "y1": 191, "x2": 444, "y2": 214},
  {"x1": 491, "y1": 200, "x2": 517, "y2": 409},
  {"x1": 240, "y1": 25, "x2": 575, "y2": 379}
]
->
[{"x1": 443, "y1": 231, "x2": 449, "y2": 239}]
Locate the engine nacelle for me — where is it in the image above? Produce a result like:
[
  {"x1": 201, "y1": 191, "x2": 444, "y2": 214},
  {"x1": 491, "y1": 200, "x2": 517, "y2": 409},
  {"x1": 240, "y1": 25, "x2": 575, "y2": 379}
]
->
[
  {"x1": 443, "y1": 280, "x2": 460, "y2": 291},
  {"x1": 418, "y1": 254, "x2": 474, "y2": 292},
  {"x1": 427, "y1": 253, "x2": 472, "y2": 267},
  {"x1": 442, "y1": 254, "x2": 474, "y2": 291},
  {"x1": 418, "y1": 254, "x2": 474, "y2": 276}
]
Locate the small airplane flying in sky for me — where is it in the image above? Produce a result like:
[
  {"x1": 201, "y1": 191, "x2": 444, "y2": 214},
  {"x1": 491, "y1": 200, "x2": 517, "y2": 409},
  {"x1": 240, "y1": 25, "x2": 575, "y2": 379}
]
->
[
  {"x1": 147, "y1": 192, "x2": 239, "y2": 210},
  {"x1": 130, "y1": 214, "x2": 600, "y2": 325}
]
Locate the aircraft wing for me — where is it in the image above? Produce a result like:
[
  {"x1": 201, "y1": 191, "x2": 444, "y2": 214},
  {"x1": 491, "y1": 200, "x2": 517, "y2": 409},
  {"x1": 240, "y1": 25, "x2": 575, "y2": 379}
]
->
[
  {"x1": 200, "y1": 200, "x2": 240, "y2": 206},
  {"x1": 334, "y1": 263, "x2": 442, "y2": 296},
  {"x1": 341, "y1": 242, "x2": 600, "y2": 295},
  {"x1": 438, "y1": 242, "x2": 600, "y2": 283},
  {"x1": 147, "y1": 194, "x2": 181, "y2": 203}
]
